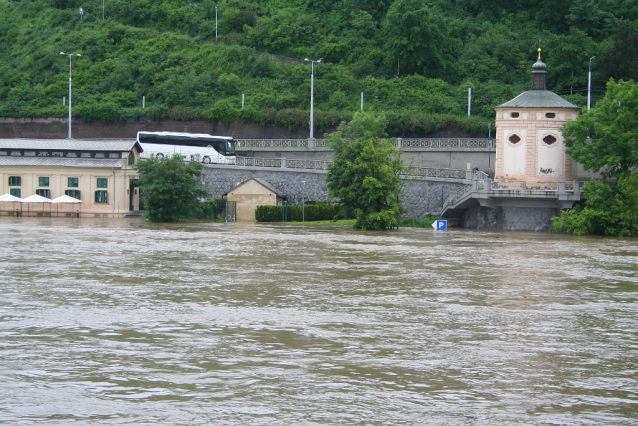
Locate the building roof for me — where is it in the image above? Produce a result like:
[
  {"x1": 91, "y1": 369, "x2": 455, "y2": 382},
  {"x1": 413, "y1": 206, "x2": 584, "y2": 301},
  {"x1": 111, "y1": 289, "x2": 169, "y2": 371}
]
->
[
  {"x1": 0, "y1": 156, "x2": 127, "y2": 168},
  {"x1": 223, "y1": 177, "x2": 287, "y2": 198},
  {"x1": 496, "y1": 90, "x2": 581, "y2": 109},
  {"x1": 0, "y1": 138, "x2": 142, "y2": 152}
]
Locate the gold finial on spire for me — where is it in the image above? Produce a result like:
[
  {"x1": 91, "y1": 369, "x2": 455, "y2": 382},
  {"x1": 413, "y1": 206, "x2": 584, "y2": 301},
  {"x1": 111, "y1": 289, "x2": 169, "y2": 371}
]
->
[{"x1": 538, "y1": 48, "x2": 542, "y2": 61}]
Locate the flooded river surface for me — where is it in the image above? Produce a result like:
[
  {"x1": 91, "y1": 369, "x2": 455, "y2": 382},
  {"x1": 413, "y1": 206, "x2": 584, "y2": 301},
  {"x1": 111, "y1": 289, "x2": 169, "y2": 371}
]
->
[{"x1": 1, "y1": 217, "x2": 637, "y2": 425}]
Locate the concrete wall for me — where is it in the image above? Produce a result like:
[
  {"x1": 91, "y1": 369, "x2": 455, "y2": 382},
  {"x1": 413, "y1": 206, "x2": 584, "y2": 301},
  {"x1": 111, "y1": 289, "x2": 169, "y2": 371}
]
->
[
  {"x1": 461, "y1": 204, "x2": 560, "y2": 231},
  {"x1": 201, "y1": 167, "x2": 465, "y2": 219},
  {"x1": 238, "y1": 148, "x2": 496, "y2": 172}
]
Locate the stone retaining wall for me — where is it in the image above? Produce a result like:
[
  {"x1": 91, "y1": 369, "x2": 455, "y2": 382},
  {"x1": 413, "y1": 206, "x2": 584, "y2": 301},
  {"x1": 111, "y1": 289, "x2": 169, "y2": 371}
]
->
[
  {"x1": 461, "y1": 205, "x2": 560, "y2": 231},
  {"x1": 200, "y1": 167, "x2": 465, "y2": 218}
]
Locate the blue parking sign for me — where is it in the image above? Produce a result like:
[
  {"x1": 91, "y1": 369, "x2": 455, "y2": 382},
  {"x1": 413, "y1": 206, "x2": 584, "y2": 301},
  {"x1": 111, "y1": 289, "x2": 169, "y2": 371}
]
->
[{"x1": 432, "y1": 220, "x2": 447, "y2": 231}]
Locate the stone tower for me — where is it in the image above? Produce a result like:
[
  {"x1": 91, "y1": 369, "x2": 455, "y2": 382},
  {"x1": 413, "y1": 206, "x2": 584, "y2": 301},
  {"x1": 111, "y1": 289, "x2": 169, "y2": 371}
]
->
[{"x1": 494, "y1": 49, "x2": 581, "y2": 182}]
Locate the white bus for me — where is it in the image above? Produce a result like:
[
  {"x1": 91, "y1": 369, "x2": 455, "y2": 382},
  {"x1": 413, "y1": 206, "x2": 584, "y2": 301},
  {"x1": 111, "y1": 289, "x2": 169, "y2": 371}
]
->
[{"x1": 137, "y1": 131, "x2": 236, "y2": 164}]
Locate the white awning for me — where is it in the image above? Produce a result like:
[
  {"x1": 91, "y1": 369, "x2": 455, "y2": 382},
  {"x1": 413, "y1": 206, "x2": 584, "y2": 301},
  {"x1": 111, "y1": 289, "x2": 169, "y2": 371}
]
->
[
  {"x1": 51, "y1": 195, "x2": 81, "y2": 203},
  {"x1": 20, "y1": 194, "x2": 52, "y2": 203},
  {"x1": 0, "y1": 193, "x2": 22, "y2": 202}
]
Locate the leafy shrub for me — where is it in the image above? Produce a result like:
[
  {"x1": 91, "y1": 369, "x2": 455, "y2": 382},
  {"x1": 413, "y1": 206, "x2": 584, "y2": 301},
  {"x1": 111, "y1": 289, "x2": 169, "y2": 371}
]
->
[
  {"x1": 255, "y1": 204, "x2": 342, "y2": 222},
  {"x1": 208, "y1": 101, "x2": 239, "y2": 126},
  {"x1": 76, "y1": 101, "x2": 123, "y2": 124},
  {"x1": 399, "y1": 215, "x2": 444, "y2": 228}
]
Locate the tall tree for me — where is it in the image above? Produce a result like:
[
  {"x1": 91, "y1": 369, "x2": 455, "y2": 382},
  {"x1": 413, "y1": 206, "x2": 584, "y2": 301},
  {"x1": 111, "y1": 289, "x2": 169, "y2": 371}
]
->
[
  {"x1": 326, "y1": 112, "x2": 405, "y2": 230},
  {"x1": 382, "y1": 0, "x2": 460, "y2": 80},
  {"x1": 601, "y1": 20, "x2": 638, "y2": 82},
  {"x1": 562, "y1": 79, "x2": 638, "y2": 179},
  {"x1": 135, "y1": 154, "x2": 209, "y2": 222}
]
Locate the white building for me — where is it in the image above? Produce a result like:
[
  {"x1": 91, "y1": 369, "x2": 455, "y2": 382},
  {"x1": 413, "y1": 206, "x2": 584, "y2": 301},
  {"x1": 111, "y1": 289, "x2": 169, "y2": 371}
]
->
[{"x1": 494, "y1": 48, "x2": 582, "y2": 183}]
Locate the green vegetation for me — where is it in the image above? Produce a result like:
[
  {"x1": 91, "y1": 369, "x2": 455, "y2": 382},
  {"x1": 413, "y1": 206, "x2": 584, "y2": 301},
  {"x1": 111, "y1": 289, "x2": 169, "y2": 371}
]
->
[
  {"x1": 2, "y1": 1, "x2": 635, "y2": 133},
  {"x1": 255, "y1": 203, "x2": 342, "y2": 222},
  {"x1": 398, "y1": 215, "x2": 445, "y2": 228},
  {"x1": 551, "y1": 174, "x2": 638, "y2": 236},
  {"x1": 326, "y1": 113, "x2": 405, "y2": 230},
  {"x1": 563, "y1": 80, "x2": 638, "y2": 179},
  {"x1": 135, "y1": 154, "x2": 209, "y2": 222},
  {"x1": 284, "y1": 219, "x2": 357, "y2": 226},
  {"x1": 552, "y1": 79, "x2": 638, "y2": 237}
]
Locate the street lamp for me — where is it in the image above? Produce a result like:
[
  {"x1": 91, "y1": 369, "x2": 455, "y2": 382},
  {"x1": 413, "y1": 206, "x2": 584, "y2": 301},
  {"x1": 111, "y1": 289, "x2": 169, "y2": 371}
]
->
[
  {"x1": 60, "y1": 52, "x2": 81, "y2": 139},
  {"x1": 304, "y1": 57, "x2": 322, "y2": 140},
  {"x1": 588, "y1": 55, "x2": 596, "y2": 111},
  {"x1": 302, "y1": 180, "x2": 306, "y2": 222}
]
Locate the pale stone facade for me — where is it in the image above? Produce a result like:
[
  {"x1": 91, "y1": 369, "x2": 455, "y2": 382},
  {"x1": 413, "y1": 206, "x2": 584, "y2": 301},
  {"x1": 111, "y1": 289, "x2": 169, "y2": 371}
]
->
[
  {"x1": 224, "y1": 178, "x2": 286, "y2": 222},
  {"x1": 494, "y1": 51, "x2": 582, "y2": 184},
  {"x1": 495, "y1": 107, "x2": 580, "y2": 181},
  {"x1": 0, "y1": 139, "x2": 142, "y2": 218}
]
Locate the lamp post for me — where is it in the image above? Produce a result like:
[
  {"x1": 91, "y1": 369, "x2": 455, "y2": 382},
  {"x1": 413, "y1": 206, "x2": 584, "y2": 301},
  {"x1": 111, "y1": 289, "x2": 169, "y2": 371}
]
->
[
  {"x1": 302, "y1": 180, "x2": 306, "y2": 222},
  {"x1": 60, "y1": 52, "x2": 81, "y2": 139},
  {"x1": 215, "y1": 6, "x2": 218, "y2": 41},
  {"x1": 588, "y1": 55, "x2": 596, "y2": 111},
  {"x1": 304, "y1": 57, "x2": 322, "y2": 140}
]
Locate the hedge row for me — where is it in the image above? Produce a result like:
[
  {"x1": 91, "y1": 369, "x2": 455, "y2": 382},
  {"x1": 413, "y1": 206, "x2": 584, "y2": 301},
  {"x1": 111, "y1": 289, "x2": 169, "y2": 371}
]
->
[{"x1": 255, "y1": 204, "x2": 342, "y2": 222}]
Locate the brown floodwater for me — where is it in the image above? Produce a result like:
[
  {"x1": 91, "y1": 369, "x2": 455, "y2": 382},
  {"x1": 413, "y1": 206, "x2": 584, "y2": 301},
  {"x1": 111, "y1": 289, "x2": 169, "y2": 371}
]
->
[{"x1": 1, "y1": 217, "x2": 637, "y2": 425}]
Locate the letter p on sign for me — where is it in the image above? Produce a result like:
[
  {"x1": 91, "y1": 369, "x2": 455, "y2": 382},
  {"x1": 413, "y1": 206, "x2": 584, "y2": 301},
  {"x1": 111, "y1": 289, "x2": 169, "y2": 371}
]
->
[{"x1": 432, "y1": 220, "x2": 447, "y2": 231}]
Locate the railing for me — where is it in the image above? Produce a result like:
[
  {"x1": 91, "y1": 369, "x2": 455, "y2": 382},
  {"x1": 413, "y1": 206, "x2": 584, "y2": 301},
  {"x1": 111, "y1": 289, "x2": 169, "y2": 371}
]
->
[
  {"x1": 236, "y1": 138, "x2": 494, "y2": 149},
  {"x1": 286, "y1": 159, "x2": 332, "y2": 170},
  {"x1": 405, "y1": 166, "x2": 467, "y2": 180},
  {"x1": 235, "y1": 157, "x2": 282, "y2": 168},
  {"x1": 441, "y1": 183, "x2": 474, "y2": 213},
  {"x1": 399, "y1": 138, "x2": 493, "y2": 149},
  {"x1": 491, "y1": 181, "x2": 560, "y2": 191},
  {"x1": 236, "y1": 139, "x2": 309, "y2": 148}
]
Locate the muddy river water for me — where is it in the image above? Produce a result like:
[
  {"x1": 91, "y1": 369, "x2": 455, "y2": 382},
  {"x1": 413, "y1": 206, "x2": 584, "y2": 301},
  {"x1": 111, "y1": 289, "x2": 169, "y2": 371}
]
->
[{"x1": 1, "y1": 217, "x2": 637, "y2": 425}]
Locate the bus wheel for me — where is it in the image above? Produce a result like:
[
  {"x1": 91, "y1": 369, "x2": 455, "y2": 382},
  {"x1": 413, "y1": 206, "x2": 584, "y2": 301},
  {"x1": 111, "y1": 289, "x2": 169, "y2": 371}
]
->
[
  {"x1": 203, "y1": 156, "x2": 211, "y2": 164},
  {"x1": 155, "y1": 153, "x2": 164, "y2": 159}
]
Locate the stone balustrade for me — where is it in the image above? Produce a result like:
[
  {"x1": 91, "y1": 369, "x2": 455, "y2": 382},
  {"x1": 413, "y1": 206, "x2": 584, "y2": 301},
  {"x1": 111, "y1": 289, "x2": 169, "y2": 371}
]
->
[
  {"x1": 230, "y1": 156, "x2": 469, "y2": 180},
  {"x1": 236, "y1": 138, "x2": 494, "y2": 150}
]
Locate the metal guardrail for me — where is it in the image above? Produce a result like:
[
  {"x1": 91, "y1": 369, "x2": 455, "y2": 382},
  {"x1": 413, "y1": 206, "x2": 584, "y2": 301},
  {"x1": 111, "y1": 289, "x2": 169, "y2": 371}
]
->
[{"x1": 236, "y1": 138, "x2": 494, "y2": 149}]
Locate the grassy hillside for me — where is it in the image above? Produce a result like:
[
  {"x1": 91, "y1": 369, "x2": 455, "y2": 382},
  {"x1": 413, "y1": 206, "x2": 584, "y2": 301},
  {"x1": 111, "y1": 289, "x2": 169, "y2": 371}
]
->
[{"x1": 1, "y1": 0, "x2": 636, "y2": 134}]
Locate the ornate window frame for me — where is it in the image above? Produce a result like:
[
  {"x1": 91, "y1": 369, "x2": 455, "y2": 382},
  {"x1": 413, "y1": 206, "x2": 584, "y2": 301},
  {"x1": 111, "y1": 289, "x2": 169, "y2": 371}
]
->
[
  {"x1": 507, "y1": 133, "x2": 523, "y2": 147},
  {"x1": 540, "y1": 132, "x2": 560, "y2": 148}
]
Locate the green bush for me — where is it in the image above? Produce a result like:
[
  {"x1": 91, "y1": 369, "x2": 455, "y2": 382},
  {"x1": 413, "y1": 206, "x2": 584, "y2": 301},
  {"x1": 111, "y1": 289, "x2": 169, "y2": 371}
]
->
[
  {"x1": 255, "y1": 204, "x2": 342, "y2": 222},
  {"x1": 399, "y1": 215, "x2": 444, "y2": 228}
]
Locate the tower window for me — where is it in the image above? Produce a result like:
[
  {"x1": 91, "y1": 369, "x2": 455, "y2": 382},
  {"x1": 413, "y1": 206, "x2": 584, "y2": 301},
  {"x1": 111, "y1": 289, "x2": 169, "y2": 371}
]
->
[
  {"x1": 545, "y1": 113, "x2": 555, "y2": 118},
  {"x1": 543, "y1": 135, "x2": 557, "y2": 145},
  {"x1": 509, "y1": 134, "x2": 521, "y2": 145},
  {"x1": 511, "y1": 112, "x2": 520, "y2": 118}
]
